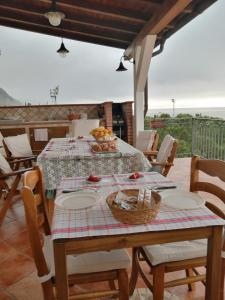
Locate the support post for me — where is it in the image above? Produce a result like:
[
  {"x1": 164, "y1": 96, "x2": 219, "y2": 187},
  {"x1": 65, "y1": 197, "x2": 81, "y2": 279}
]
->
[{"x1": 132, "y1": 35, "x2": 156, "y2": 145}]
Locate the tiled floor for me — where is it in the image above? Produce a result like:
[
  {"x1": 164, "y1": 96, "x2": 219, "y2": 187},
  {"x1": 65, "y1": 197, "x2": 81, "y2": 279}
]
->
[{"x1": 0, "y1": 158, "x2": 223, "y2": 299}]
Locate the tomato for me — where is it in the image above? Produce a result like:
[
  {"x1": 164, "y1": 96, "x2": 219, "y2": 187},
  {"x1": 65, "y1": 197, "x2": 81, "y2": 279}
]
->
[{"x1": 88, "y1": 175, "x2": 101, "y2": 182}]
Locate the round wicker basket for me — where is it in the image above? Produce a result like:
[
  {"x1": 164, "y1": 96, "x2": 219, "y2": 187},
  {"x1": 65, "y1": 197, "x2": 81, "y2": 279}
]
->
[{"x1": 106, "y1": 189, "x2": 161, "y2": 225}]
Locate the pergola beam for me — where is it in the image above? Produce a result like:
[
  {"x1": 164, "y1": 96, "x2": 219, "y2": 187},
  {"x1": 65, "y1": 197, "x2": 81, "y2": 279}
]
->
[
  {"x1": 0, "y1": 7, "x2": 134, "y2": 44},
  {"x1": 125, "y1": 0, "x2": 192, "y2": 58},
  {"x1": 0, "y1": 18, "x2": 128, "y2": 49},
  {"x1": 0, "y1": 3, "x2": 138, "y2": 35}
]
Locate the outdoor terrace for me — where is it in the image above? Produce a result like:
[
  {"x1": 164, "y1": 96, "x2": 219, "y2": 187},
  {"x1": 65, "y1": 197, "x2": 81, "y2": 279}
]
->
[{"x1": 0, "y1": 157, "x2": 223, "y2": 300}]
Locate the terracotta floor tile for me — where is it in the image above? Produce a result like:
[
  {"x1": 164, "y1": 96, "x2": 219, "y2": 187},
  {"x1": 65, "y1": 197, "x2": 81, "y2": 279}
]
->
[
  {"x1": 7, "y1": 272, "x2": 43, "y2": 300},
  {"x1": 0, "y1": 220, "x2": 26, "y2": 241},
  {"x1": 0, "y1": 240, "x2": 17, "y2": 263},
  {"x1": 0, "y1": 253, "x2": 35, "y2": 288},
  {"x1": 0, "y1": 288, "x2": 14, "y2": 300},
  {"x1": 4, "y1": 230, "x2": 30, "y2": 254}
]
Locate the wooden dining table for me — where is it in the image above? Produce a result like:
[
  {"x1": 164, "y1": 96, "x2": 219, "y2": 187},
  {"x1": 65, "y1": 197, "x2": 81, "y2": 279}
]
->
[
  {"x1": 52, "y1": 172, "x2": 225, "y2": 300},
  {"x1": 37, "y1": 137, "x2": 151, "y2": 191}
]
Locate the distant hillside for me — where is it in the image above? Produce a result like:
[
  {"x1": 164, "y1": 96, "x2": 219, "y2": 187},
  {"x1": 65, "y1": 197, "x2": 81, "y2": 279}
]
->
[{"x1": 0, "y1": 88, "x2": 21, "y2": 106}]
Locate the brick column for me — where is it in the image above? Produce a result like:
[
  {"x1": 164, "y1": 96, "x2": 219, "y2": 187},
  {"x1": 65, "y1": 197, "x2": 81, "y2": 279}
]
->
[
  {"x1": 122, "y1": 101, "x2": 133, "y2": 145},
  {"x1": 103, "y1": 101, "x2": 113, "y2": 130}
]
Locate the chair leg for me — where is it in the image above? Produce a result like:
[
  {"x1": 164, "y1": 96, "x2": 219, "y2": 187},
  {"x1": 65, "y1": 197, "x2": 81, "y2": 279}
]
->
[
  {"x1": 129, "y1": 248, "x2": 139, "y2": 296},
  {"x1": 152, "y1": 265, "x2": 165, "y2": 300},
  {"x1": 0, "y1": 194, "x2": 13, "y2": 225},
  {"x1": 118, "y1": 269, "x2": 129, "y2": 300},
  {"x1": 185, "y1": 268, "x2": 195, "y2": 291}
]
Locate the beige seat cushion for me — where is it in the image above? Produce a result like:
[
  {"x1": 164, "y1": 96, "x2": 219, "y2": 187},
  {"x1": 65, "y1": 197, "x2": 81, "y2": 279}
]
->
[
  {"x1": 71, "y1": 119, "x2": 100, "y2": 137},
  {"x1": 143, "y1": 239, "x2": 207, "y2": 266},
  {"x1": 136, "y1": 130, "x2": 156, "y2": 152},
  {"x1": 157, "y1": 135, "x2": 175, "y2": 163},
  {"x1": 4, "y1": 134, "x2": 33, "y2": 157},
  {"x1": 0, "y1": 132, "x2": 6, "y2": 157},
  {"x1": 43, "y1": 236, "x2": 131, "y2": 275}
]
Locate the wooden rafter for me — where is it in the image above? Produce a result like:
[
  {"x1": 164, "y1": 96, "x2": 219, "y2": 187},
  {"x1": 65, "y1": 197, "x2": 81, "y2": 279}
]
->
[
  {"x1": 0, "y1": 18, "x2": 128, "y2": 49},
  {"x1": 0, "y1": 7, "x2": 134, "y2": 43},
  {"x1": 125, "y1": 0, "x2": 192, "y2": 57}
]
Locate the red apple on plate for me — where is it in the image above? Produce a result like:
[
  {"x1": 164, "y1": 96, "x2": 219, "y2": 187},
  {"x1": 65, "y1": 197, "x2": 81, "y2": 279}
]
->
[{"x1": 87, "y1": 175, "x2": 101, "y2": 182}]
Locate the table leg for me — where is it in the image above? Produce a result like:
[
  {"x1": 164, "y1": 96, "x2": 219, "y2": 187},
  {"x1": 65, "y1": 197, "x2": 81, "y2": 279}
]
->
[
  {"x1": 54, "y1": 242, "x2": 69, "y2": 300},
  {"x1": 205, "y1": 226, "x2": 223, "y2": 300}
]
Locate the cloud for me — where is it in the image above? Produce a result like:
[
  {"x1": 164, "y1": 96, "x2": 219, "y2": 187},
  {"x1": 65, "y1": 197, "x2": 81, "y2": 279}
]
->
[{"x1": 0, "y1": 0, "x2": 224, "y2": 108}]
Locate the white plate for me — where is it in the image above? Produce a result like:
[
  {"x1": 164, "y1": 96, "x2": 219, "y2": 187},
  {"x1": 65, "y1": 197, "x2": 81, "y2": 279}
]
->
[
  {"x1": 161, "y1": 190, "x2": 205, "y2": 209},
  {"x1": 55, "y1": 191, "x2": 100, "y2": 210}
]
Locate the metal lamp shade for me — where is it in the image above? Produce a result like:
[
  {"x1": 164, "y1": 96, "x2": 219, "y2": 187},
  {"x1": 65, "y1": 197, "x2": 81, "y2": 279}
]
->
[
  {"x1": 116, "y1": 62, "x2": 128, "y2": 72},
  {"x1": 57, "y1": 41, "x2": 69, "y2": 58}
]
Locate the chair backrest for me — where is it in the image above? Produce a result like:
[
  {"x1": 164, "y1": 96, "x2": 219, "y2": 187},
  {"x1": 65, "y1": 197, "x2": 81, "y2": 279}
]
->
[
  {"x1": 157, "y1": 134, "x2": 177, "y2": 163},
  {"x1": 21, "y1": 167, "x2": 52, "y2": 287},
  {"x1": 136, "y1": 130, "x2": 159, "y2": 152},
  {"x1": 190, "y1": 155, "x2": 225, "y2": 206},
  {"x1": 3, "y1": 133, "x2": 33, "y2": 158},
  {"x1": 71, "y1": 119, "x2": 100, "y2": 137},
  {"x1": 0, "y1": 152, "x2": 14, "y2": 188},
  {"x1": 0, "y1": 131, "x2": 6, "y2": 157}
]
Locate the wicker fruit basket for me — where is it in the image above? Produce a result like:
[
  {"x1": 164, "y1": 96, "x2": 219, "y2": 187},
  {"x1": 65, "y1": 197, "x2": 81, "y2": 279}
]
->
[{"x1": 106, "y1": 189, "x2": 161, "y2": 225}]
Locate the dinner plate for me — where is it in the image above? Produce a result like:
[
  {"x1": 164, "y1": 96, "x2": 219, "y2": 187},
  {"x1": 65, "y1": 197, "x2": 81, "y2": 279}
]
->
[
  {"x1": 55, "y1": 191, "x2": 100, "y2": 210},
  {"x1": 161, "y1": 190, "x2": 205, "y2": 209}
]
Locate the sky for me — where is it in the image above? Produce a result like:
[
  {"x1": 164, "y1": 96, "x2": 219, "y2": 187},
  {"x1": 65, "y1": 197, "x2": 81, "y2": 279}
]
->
[{"x1": 0, "y1": 0, "x2": 224, "y2": 109}]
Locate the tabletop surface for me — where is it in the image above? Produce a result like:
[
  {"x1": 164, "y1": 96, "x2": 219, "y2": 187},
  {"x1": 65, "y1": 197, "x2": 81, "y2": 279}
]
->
[
  {"x1": 37, "y1": 137, "x2": 152, "y2": 190},
  {"x1": 52, "y1": 172, "x2": 225, "y2": 240},
  {"x1": 38, "y1": 137, "x2": 148, "y2": 160}
]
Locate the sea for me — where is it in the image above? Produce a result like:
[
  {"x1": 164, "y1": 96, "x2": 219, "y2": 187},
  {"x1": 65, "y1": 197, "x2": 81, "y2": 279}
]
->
[{"x1": 147, "y1": 107, "x2": 225, "y2": 120}]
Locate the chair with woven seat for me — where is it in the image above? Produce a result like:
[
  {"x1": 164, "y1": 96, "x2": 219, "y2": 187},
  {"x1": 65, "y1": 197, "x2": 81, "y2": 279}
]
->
[
  {"x1": 3, "y1": 133, "x2": 36, "y2": 167},
  {"x1": 149, "y1": 134, "x2": 177, "y2": 176},
  {"x1": 71, "y1": 119, "x2": 100, "y2": 137},
  {"x1": 0, "y1": 153, "x2": 33, "y2": 225},
  {"x1": 21, "y1": 166, "x2": 131, "y2": 300},
  {"x1": 130, "y1": 155, "x2": 225, "y2": 300},
  {"x1": 136, "y1": 130, "x2": 159, "y2": 159}
]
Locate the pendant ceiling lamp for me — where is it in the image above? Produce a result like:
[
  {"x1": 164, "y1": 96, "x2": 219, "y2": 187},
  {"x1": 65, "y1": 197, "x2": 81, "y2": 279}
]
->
[
  {"x1": 116, "y1": 55, "x2": 134, "y2": 72},
  {"x1": 57, "y1": 39, "x2": 69, "y2": 57},
  {"x1": 45, "y1": 0, "x2": 65, "y2": 27}
]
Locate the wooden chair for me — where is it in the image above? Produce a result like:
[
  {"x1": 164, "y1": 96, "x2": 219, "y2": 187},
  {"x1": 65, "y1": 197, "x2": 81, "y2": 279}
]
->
[
  {"x1": 3, "y1": 133, "x2": 37, "y2": 167},
  {"x1": 136, "y1": 130, "x2": 159, "y2": 159},
  {"x1": 21, "y1": 166, "x2": 131, "y2": 300},
  {"x1": 0, "y1": 153, "x2": 33, "y2": 225},
  {"x1": 148, "y1": 134, "x2": 177, "y2": 176},
  {"x1": 130, "y1": 155, "x2": 225, "y2": 300}
]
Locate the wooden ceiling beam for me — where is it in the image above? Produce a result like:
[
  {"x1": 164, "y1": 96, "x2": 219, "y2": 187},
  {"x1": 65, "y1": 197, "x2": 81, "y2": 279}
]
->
[
  {"x1": 0, "y1": 7, "x2": 134, "y2": 42},
  {"x1": 40, "y1": 0, "x2": 151, "y2": 22},
  {"x1": 0, "y1": 0, "x2": 147, "y2": 24},
  {"x1": 125, "y1": 0, "x2": 192, "y2": 58},
  {"x1": 0, "y1": 1, "x2": 141, "y2": 34},
  {"x1": 0, "y1": 17, "x2": 128, "y2": 49}
]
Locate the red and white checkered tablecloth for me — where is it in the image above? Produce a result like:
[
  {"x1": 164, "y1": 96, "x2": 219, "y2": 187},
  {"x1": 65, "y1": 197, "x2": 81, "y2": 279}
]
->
[{"x1": 52, "y1": 172, "x2": 225, "y2": 240}]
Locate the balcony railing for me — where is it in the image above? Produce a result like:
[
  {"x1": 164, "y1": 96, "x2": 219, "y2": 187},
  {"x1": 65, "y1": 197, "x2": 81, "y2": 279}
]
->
[
  {"x1": 145, "y1": 117, "x2": 225, "y2": 160},
  {"x1": 192, "y1": 118, "x2": 225, "y2": 160}
]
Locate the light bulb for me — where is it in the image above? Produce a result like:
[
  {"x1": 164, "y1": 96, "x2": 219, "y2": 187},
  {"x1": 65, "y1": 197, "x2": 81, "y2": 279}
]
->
[{"x1": 45, "y1": 11, "x2": 65, "y2": 27}]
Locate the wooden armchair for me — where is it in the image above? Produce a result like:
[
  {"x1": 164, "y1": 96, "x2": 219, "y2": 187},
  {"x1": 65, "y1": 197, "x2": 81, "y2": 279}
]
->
[
  {"x1": 21, "y1": 166, "x2": 131, "y2": 300},
  {"x1": 0, "y1": 153, "x2": 33, "y2": 225},
  {"x1": 136, "y1": 130, "x2": 159, "y2": 158},
  {"x1": 3, "y1": 134, "x2": 37, "y2": 167},
  {"x1": 130, "y1": 156, "x2": 225, "y2": 300},
  {"x1": 148, "y1": 134, "x2": 177, "y2": 176}
]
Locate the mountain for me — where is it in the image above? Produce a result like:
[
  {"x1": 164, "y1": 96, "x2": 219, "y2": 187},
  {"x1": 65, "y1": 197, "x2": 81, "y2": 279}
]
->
[{"x1": 0, "y1": 88, "x2": 21, "y2": 106}]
